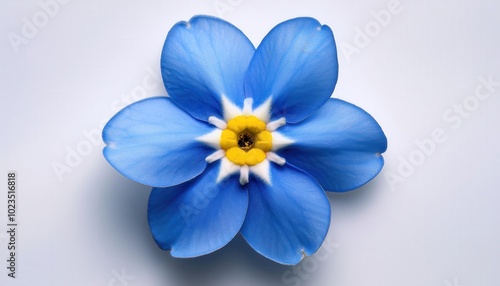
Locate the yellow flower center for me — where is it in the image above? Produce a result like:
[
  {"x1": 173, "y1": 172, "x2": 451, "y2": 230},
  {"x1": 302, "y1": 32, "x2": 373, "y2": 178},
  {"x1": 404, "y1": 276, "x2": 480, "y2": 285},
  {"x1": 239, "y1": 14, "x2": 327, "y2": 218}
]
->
[{"x1": 220, "y1": 115, "x2": 272, "y2": 166}]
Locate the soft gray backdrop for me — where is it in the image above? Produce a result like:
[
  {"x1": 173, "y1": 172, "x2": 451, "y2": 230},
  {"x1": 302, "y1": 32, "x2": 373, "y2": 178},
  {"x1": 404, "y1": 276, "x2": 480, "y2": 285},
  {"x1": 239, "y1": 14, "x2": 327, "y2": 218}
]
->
[{"x1": 1, "y1": 0, "x2": 499, "y2": 285}]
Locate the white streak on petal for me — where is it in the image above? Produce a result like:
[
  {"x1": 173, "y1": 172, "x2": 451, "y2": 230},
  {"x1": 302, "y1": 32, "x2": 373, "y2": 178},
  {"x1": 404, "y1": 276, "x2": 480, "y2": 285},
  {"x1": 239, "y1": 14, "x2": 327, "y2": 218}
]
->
[
  {"x1": 239, "y1": 165, "x2": 249, "y2": 185},
  {"x1": 251, "y1": 97, "x2": 272, "y2": 122},
  {"x1": 266, "y1": 117, "x2": 286, "y2": 131},
  {"x1": 300, "y1": 249, "x2": 307, "y2": 260},
  {"x1": 208, "y1": 116, "x2": 227, "y2": 129},
  {"x1": 271, "y1": 131, "x2": 294, "y2": 151},
  {"x1": 196, "y1": 129, "x2": 222, "y2": 149},
  {"x1": 222, "y1": 95, "x2": 243, "y2": 121},
  {"x1": 250, "y1": 159, "x2": 271, "y2": 185},
  {"x1": 205, "y1": 149, "x2": 225, "y2": 163},
  {"x1": 217, "y1": 157, "x2": 241, "y2": 182},
  {"x1": 242, "y1": 98, "x2": 253, "y2": 115},
  {"x1": 266, "y1": 152, "x2": 286, "y2": 166}
]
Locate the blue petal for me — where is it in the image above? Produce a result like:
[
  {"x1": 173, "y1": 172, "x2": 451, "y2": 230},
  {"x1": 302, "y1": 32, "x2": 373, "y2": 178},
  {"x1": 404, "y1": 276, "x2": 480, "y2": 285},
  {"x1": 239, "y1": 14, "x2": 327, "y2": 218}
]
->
[
  {"x1": 161, "y1": 15, "x2": 255, "y2": 121},
  {"x1": 245, "y1": 17, "x2": 338, "y2": 123},
  {"x1": 148, "y1": 162, "x2": 248, "y2": 257},
  {"x1": 240, "y1": 163, "x2": 330, "y2": 265},
  {"x1": 278, "y1": 98, "x2": 387, "y2": 192},
  {"x1": 103, "y1": 97, "x2": 214, "y2": 187}
]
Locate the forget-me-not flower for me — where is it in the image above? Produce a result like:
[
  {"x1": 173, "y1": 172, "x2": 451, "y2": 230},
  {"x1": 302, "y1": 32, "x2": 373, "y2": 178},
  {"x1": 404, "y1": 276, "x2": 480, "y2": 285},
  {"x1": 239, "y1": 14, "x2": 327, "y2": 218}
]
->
[{"x1": 102, "y1": 15, "x2": 387, "y2": 265}]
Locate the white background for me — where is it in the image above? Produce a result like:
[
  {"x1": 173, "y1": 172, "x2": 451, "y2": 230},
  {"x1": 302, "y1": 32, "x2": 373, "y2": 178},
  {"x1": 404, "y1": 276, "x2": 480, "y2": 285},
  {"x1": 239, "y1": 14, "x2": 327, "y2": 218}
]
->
[{"x1": 1, "y1": 0, "x2": 500, "y2": 285}]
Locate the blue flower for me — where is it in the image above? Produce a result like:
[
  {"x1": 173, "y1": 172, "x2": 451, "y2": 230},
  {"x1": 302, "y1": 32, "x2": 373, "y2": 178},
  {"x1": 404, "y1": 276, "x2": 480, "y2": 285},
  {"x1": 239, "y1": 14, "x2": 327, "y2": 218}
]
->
[{"x1": 102, "y1": 15, "x2": 387, "y2": 265}]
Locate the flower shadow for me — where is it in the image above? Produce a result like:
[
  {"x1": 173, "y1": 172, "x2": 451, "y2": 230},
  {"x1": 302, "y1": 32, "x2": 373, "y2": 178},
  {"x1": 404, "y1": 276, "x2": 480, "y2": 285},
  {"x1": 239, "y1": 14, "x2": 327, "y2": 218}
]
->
[
  {"x1": 91, "y1": 163, "x2": 384, "y2": 286},
  {"x1": 92, "y1": 164, "x2": 290, "y2": 286},
  {"x1": 327, "y1": 175, "x2": 386, "y2": 213},
  {"x1": 158, "y1": 234, "x2": 289, "y2": 286}
]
